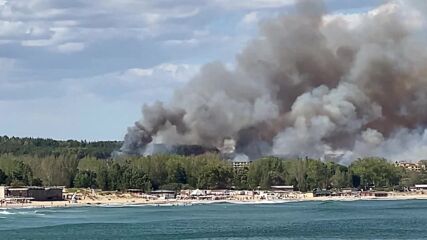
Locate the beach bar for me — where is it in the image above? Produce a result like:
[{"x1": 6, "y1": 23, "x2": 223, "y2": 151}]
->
[
  {"x1": 150, "y1": 190, "x2": 176, "y2": 199},
  {"x1": 415, "y1": 184, "x2": 427, "y2": 191},
  {"x1": 0, "y1": 186, "x2": 64, "y2": 201},
  {"x1": 0, "y1": 186, "x2": 5, "y2": 199},
  {"x1": 271, "y1": 185, "x2": 294, "y2": 192}
]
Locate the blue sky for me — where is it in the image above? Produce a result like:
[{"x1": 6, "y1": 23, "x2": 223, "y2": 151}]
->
[{"x1": 0, "y1": 0, "x2": 385, "y2": 141}]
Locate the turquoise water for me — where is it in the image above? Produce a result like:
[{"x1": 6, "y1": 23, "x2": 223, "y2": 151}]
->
[{"x1": 1, "y1": 200, "x2": 427, "y2": 239}]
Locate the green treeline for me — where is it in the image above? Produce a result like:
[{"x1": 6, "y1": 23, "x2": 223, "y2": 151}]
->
[
  {"x1": 1, "y1": 152, "x2": 427, "y2": 192},
  {"x1": 1, "y1": 136, "x2": 427, "y2": 192},
  {"x1": 0, "y1": 153, "x2": 233, "y2": 191},
  {"x1": 0, "y1": 136, "x2": 121, "y2": 159},
  {"x1": 245, "y1": 157, "x2": 422, "y2": 191}
]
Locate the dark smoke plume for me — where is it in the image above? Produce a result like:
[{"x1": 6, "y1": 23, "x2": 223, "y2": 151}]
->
[{"x1": 121, "y1": 0, "x2": 427, "y2": 163}]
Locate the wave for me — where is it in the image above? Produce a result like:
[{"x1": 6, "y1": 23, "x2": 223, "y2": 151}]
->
[
  {"x1": 94, "y1": 202, "x2": 191, "y2": 208},
  {"x1": 0, "y1": 210, "x2": 47, "y2": 216},
  {"x1": 36, "y1": 209, "x2": 88, "y2": 214},
  {"x1": 187, "y1": 200, "x2": 299, "y2": 205},
  {"x1": 18, "y1": 210, "x2": 45, "y2": 216},
  {"x1": 225, "y1": 200, "x2": 295, "y2": 205},
  {"x1": 95, "y1": 203, "x2": 127, "y2": 208},
  {"x1": 0, "y1": 210, "x2": 16, "y2": 215}
]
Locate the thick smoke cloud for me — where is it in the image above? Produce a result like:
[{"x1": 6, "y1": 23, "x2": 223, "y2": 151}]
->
[{"x1": 121, "y1": 0, "x2": 427, "y2": 163}]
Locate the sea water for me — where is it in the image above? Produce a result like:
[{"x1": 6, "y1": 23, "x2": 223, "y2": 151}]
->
[{"x1": 0, "y1": 200, "x2": 426, "y2": 239}]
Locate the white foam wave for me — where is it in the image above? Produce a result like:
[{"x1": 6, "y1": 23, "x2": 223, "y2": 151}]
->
[
  {"x1": 189, "y1": 200, "x2": 298, "y2": 205},
  {"x1": 17, "y1": 211, "x2": 45, "y2": 216},
  {"x1": 0, "y1": 210, "x2": 15, "y2": 215},
  {"x1": 226, "y1": 200, "x2": 296, "y2": 205},
  {"x1": 96, "y1": 204, "x2": 127, "y2": 208}
]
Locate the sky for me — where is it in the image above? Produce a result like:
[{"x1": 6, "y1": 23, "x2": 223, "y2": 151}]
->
[{"x1": 0, "y1": 0, "x2": 385, "y2": 141}]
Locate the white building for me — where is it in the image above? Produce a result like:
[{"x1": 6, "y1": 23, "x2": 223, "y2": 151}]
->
[
  {"x1": 150, "y1": 190, "x2": 175, "y2": 199},
  {"x1": 232, "y1": 161, "x2": 251, "y2": 169},
  {"x1": 415, "y1": 184, "x2": 427, "y2": 190},
  {"x1": 396, "y1": 161, "x2": 427, "y2": 172},
  {"x1": 0, "y1": 186, "x2": 5, "y2": 199},
  {"x1": 271, "y1": 185, "x2": 294, "y2": 192}
]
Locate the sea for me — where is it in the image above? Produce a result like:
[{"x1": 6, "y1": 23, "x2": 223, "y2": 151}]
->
[{"x1": 0, "y1": 200, "x2": 426, "y2": 240}]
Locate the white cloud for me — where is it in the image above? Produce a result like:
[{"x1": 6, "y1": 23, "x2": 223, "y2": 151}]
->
[
  {"x1": 0, "y1": 0, "x2": 295, "y2": 53},
  {"x1": 0, "y1": 61, "x2": 200, "y2": 101},
  {"x1": 0, "y1": 20, "x2": 51, "y2": 40},
  {"x1": 162, "y1": 38, "x2": 199, "y2": 47},
  {"x1": 242, "y1": 11, "x2": 259, "y2": 25},
  {"x1": 122, "y1": 63, "x2": 200, "y2": 84},
  {"x1": 0, "y1": 0, "x2": 203, "y2": 52},
  {"x1": 128, "y1": 68, "x2": 154, "y2": 77},
  {"x1": 213, "y1": 0, "x2": 294, "y2": 10},
  {"x1": 323, "y1": 1, "x2": 425, "y2": 31},
  {"x1": 56, "y1": 42, "x2": 85, "y2": 53},
  {"x1": 20, "y1": 26, "x2": 71, "y2": 47}
]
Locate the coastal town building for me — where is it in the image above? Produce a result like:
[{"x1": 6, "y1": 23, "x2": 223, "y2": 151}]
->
[
  {"x1": 0, "y1": 186, "x2": 5, "y2": 199},
  {"x1": 360, "y1": 191, "x2": 388, "y2": 197},
  {"x1": 0, "y1": 186, "x2": 64, "y2": 201},
  {"x1": 415, "y1": 184, "x2": 427, "y2": 191},
  {"x1": 209, "y1": 189, "x2": 230, "y2": 196},
  {"x1": 322, "y1": 150, "x2": 346, "y2": 162},
  {"x1": 313, "y1": 189, "x2": 333, "y2": 197},
  {"x1": 150, "y1": 190, "x2": 175, "y2": 199},
  {"x1": 127, "y1": 189, "x2": 144, "y2": 194},
  {"x1": 232, "y1": 161, "x2": 250, "y2": 169},
  {"x1": 232, "y1": 159, "x2": 251, "y2": 169},
  {"x1": 339, "y1": 188, "x2": 360, "y2": 196},
  {"x1": 395, "y1": 161, "x2": 427, "y2": 172},
  {"x1": 271, "y1": 185, "x2": 294, "y2": 193}
]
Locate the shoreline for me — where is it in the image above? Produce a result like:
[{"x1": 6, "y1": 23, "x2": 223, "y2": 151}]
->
[{"x1": 2, "y1": 194, "x2": 427, "y2": 210}]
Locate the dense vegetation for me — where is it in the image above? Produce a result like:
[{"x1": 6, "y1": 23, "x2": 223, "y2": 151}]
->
[
  {"x1": 0, "y1": 136, "x2": 426, "y2": 192},
  {"x1": 0, "y1": 136, "x2": 121, "y2": 159}
]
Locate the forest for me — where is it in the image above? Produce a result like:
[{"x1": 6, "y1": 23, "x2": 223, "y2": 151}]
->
[
  {"x1": 0, "y1": 136, "x2": 426, "y2": 192},
  {"x1": 0, "y1": 136, "x2": 121, "y2": 159}
]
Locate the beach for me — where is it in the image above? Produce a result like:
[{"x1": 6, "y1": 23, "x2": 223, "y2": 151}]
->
[{"x1": 2, "y1": 191, "x2": 427, "y2": 209}]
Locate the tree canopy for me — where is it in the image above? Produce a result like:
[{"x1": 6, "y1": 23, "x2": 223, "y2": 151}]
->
[{"x1": 0, "y1": 136, "x2": 424, "y2": 192}]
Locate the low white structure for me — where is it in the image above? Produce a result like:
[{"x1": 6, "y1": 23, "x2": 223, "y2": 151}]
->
[
  {"x1": 271, "y1": 185, "x2": 294, "y2": 192},
  {"x1": 190, "y1": 189, "x2": 206, "y2": 196},
  {"x1": 150, "y1": 190, "x2": 175, "y2": 199},
  {"x1": 232, "y1": 161, "x2": 251, "y2": 169},
  {"x1": 0, "y1": 186, "x2": 6, "y2": 199},
  {"x1": 415, "y1": 184, "x2": 427, "y2": 190}
]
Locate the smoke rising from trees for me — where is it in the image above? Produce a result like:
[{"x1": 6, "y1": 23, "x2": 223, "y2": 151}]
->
[{"x1": 121, "y1": 0, "x2": 427, "y2": 163}]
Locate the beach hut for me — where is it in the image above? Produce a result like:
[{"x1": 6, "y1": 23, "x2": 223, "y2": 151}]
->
[
  {"x1": 190, "y1": 189, "x2": 206, "y2": 196},
  {"x1": 415, "y1": 184, "x2": 427, "y2": 191},
  {"x1": 0, "y1": 186, "x2": 6, "y2": 199},
  {"x1": 313, "y1": 189, "x2": 332, "y2": 197},
  {"x1": 271, "y1": 185, "x2": 294, "y2": 192},
  {"x1": 150, "y1": 190, "x2": 176, "y2": 199}
]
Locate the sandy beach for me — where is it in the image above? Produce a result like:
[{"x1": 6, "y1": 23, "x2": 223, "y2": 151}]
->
[{"x1": 2, "y1": 191, "x2": 427, "y2": 209}]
